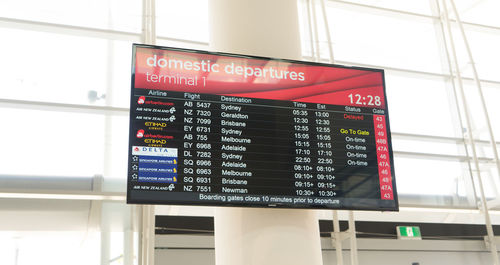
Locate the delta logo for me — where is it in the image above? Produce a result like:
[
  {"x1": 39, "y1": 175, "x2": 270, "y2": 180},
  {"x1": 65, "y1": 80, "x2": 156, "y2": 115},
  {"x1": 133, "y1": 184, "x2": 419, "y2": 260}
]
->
[
  {"x1": 136, "y1": 129, "x2": 145, "y2": 138},
  {"x1": 132, "y1": 146, "x2": 178, "y2": 157},
  {"x1": 138, "y1": 96, "x2": 146, "y2": 104}
]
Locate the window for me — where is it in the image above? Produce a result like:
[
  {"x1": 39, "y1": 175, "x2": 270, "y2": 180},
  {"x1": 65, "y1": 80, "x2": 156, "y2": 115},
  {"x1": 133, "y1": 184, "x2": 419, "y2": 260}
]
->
[
  {"x1": 0, "y1": 0, "x2": 142, "y2": 32},
  {"x1": 298, "y1": 0, "x2": 500, "y2": 208},
  {"x1": 325, "y1": 1, "x2": 444, "y2": 73}
]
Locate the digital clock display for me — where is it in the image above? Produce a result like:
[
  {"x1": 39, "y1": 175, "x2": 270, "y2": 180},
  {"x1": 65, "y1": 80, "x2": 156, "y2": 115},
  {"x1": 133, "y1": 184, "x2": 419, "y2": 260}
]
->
[
  {"x1": 348, "y1": 94, "x2": 382, "y2": 106},
  {"x1": 127, "y1": 44, "x2": 398, "y2": 211}
]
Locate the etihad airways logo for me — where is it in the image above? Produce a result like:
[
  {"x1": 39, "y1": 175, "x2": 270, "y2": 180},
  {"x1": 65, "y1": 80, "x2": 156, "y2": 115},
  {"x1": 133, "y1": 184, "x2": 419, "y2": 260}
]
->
[{"x1": 132, "y1": 146, "x2": 178, "y2": 157}]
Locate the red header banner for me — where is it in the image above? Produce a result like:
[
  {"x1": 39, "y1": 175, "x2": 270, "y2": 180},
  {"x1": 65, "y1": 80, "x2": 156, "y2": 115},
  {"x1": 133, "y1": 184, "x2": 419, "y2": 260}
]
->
[{"x1": 134, "y1": 47, "x2": 386, "y2": 108}]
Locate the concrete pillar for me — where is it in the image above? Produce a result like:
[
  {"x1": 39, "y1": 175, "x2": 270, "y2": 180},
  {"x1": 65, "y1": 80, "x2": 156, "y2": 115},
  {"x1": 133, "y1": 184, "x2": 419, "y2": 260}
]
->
[
  {"x1": 209, "y1": 1, "x2": 323, "y2": 265},
  {"x1": 209, "y1": 0, "x2": 302, "y2": 60}
]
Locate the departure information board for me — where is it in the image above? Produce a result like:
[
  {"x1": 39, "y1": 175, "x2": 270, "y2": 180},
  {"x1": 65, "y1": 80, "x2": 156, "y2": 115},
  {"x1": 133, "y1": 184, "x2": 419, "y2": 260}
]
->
[{"x1": 127, "y1": 44, "x2": 398, "y2": 211}]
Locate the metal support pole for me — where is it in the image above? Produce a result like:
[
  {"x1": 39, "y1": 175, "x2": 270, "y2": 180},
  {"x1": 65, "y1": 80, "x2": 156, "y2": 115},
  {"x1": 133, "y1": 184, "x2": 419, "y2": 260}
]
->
[
  {"x1": 90, "y1": 175, "x2": 108, "y2": 265},
  {"x1": 137, "y1": 206, "x2": 143, "y2": 265},
  {"x1": 142, "y1": 0, "x2": 156, "y2": 45},
  {"x1": 332, "y1": 210, "x2": 344, "y2": 265},
  {"x1": 441, "y1": 1, "x2": 500, "y2": 264},
  {"x1": 348, "y1": 211, "x2": 359, "y2": 265},
  {"x1": 101, "y1": 229, "x2": 111, "y2": 265},
  {"x1": 319, "y1": 0, "x2": 334, "y2": 63},
  {"x1": 124, "y1": 228, "x2": 135, "y2": 265},
  {"x1": 321, "y1": 4, "x2": 348, "y2": 264},
  {"x1": 306, "y1": 0, "x2": 316, "y2": 60},
  {"x1": 14, "y1": 244, "x2": 19, "y2": 265},
  {"x1": 139, "y1": 2, "x2": 156, "y2": 265},
  {"x1": 431, "y1": 0, "x2": 479, "y2": 207},
  {"x1": 310, "y1": 0, "x2": 321, "y2": 62},
  {"x1": 140, "y1": 205, "x2": 155, "y2": 265}
]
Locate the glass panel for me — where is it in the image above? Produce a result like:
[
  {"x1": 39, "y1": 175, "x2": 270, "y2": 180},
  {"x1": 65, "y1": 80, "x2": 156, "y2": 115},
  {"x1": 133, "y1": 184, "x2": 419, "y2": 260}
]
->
[
  {"x1": 102, "y1": 115, "x2": 129, "y2": 192},
  {"x1": 385, "y1": 71, "x2": 460, "y2": 137},
  {"x1": 156, "y1": 0, "x2": 209, "y2": 42},
  {"x1": 0, "y1": 201, "x2": 138, "y2": 265},
  {"x1": 392, "y1": 137, "x2": 465, "y2": 156},
  {"x1": 0, "y1": 0, "x2": 141, "y2": 32},
  {"x1": 479, "y1": 162, "x2": 500, "y2": 199},
  {"x1": 462, "y1": 82, "x2": 500, "y2": 160},
  {"x1": 337, "y1": 0, "x2": 432, "y2": 15},
  {"x1": 462, "y1": 80, "x2": 490, "y2": 142},
  {"x1": 297, "y1": 0, "x2": 313, "y2": 59},
  {"x1": 155, "y1": 38, "x2": 209, "y2": 51},
  {"x1": 463, "y1": 26, "x2": 500, "y2": 83},
  {"x1": 394, "y1": 156, "x2": 475, "y2": 208},
  {"x1": 0, "y1": 28, "x2": 136, "y2": 107},
  {"x1": 484, "y1": 83, "x2": 500, "y2": 140},
  {"x1": 453, "y1": 0, "x2": 500, "y2": 28},
  {"x1": 107, "y1": 40, "x2": 137, "y2": 108},
  {"x1": 447, "y1": 24, "x2": 500, "y2": 83},
  {"x1": 325, "y1": 2, "x2": 444, "y2": 73},
  {"x1": 0, "y1": 231, "x2": 100, "y2": 265},
  {"x1": 0, "y1": 234, "x2": 15, "y2": 265},
  {"x1": 0, "y1": 107, "x2": 105, "y2": 177}
]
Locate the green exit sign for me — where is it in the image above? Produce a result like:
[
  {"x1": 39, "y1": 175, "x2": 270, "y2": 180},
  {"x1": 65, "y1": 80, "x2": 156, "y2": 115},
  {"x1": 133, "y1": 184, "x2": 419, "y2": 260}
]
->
[{"x1": 397, "y1": 226, "x2": 422, "y2": 240}]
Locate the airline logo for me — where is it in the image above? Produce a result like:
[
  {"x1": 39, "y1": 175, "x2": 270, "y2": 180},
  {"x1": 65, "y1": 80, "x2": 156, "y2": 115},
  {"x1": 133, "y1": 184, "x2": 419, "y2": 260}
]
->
[
  {"x1": 132, "y1": 146, "x2": 178, "y2": 157},
  {"x1": 138, "y1": 96, "x2": 146, "y2": 104},
  {"x1": 139, "y1": 167, "x2": 177, "y2": 173},
  {"x1": 136, "y1": 129, "x2": 145, "y2": 138}
]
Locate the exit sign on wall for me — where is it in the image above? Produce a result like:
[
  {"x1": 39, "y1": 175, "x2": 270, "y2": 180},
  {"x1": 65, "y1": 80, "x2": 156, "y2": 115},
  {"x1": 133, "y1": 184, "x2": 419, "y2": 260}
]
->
[{"x1": 397, "y1": 226, "x2": 422, "y2": 240}]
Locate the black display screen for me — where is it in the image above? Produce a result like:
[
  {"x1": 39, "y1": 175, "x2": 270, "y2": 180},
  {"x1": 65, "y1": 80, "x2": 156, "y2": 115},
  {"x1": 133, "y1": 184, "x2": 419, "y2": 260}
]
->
[{"x1": 127, "y1": 44, "x2": 398, "y2": 211}]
